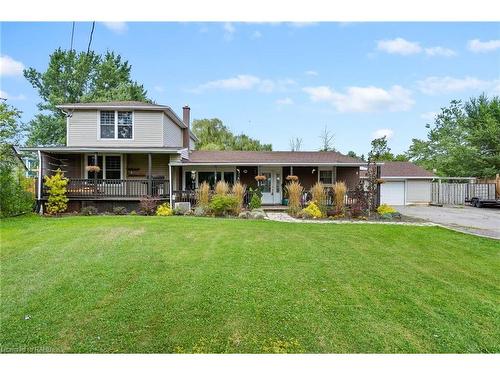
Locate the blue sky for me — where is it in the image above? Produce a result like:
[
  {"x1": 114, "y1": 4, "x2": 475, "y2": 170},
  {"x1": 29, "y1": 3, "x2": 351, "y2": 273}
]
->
[{"x1": 1, "y1": 22, "x2": 499, "y2": 154}]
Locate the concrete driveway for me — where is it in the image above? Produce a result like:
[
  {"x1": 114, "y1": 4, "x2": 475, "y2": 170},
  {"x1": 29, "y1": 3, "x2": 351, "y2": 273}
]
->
[{"x1": 395, "y1": 205, "x2": 500, "y2": 239}]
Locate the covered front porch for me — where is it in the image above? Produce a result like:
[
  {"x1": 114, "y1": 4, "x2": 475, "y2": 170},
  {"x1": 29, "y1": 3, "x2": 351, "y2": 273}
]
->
[
  {"x1": 22, "y1": 147, "x2": 183, "y2": 201},
  {"x1": 172, "y1": 163, "x2": 362, "y2": 206}
]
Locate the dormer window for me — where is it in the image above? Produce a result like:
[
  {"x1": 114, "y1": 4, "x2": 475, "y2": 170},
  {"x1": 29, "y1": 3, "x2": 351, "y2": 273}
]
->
[{"x1": 100, "y1": 110, "x2": 133, "y2": 139}]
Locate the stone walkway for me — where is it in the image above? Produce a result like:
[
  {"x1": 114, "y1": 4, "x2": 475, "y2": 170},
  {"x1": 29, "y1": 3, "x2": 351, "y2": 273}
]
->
[{"x1": 265, "y1": 211, "x2": 438, "y2": 226}]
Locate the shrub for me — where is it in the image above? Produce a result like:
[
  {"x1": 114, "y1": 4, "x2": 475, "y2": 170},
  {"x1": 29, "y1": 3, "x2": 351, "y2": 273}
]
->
[
  {"x1": 285, "y1": 181, "x2": 303, "y2": 216},
  {"x1": 209, "y1": 194, "x2": 238, "y2": 216},
  {"x1": 173, "y1": 202, "x2": 191, "y2": 215},
  {"x1": 299, "y1": 201, "x2": 322, "y2": 219},
  {"x1": 231, "y1": 181, "x2": 246, "y2": 214},
  {"x1": 249, "y1": 192, "x2": 261, "y2": 210},
  {"x1": 139, "y1": 196, "x2": 157, "y2": 216},
  {"x1": 311, "y1": 182, "x2": 327, "y2": 216},
  {"x1": 195, "y1": 181, "x2": 210, "y2": 208},
  {"x1": 156, "y1": 203, "x2": 173, "y2": 216},
  {"x1": 81, "y1": 206, "x2": 98, "y2": 216},
  {"x1": 193, "y1": 206, "x2": 206, "y2": 216},
  {"x1": 377, "y1": 203, "x2": 397, "y2": 215},
  {"x1": 0, "y1": 164, "x2": 34, "y2": 217},
  {"x1": 333, "y1": 181, "x2": 347, "y2": 214},
  {"x1": 214, "y1": 180, "x2": 229, "y2": 196},
  {"x1": 113, "y1": 206, "x2": 127, "y2": 215},
  {"x1": 44, "y1": 169, "x2": 69, "y2": 215}
]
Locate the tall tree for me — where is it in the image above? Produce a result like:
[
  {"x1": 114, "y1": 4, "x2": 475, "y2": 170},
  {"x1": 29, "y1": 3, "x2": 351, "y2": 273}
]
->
[
  {"x1": 367, "y1": 136, "x2": 408, "y2": 161},
  {"x1": 24, "y1": 49, "x2": 149, "y2": 146},
  {"x1": 192, "y1": 118, "x2": 272, "y2": 151},
  {"x1": 407, "y1": 95, "x2": 499, "y2": 178},
  {"x1": 319, "y1": 126, "x2": 335, "y2": 151},
  {"x1": 368, "y1": 136, "x2": 392, "y2": 161}
]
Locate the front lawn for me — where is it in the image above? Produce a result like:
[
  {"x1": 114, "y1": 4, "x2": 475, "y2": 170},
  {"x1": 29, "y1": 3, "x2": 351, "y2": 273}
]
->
[{"x1": 1, "y1": 215, "x2": 498, "y2": 353}]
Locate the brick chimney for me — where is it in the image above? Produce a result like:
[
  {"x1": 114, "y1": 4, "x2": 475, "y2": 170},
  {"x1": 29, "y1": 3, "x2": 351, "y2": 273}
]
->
[{"x1": 182, "y1": 105, "x2": 190, "y2": 149}]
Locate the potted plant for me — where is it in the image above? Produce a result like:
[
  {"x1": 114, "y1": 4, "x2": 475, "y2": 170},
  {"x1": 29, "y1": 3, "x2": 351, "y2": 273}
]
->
[
  {"x1": 86, "y1": 165, "x2": 101, "y2": 173},
  {"x1": 286, "y1": 175, "x2": 298, "y2": 182}
]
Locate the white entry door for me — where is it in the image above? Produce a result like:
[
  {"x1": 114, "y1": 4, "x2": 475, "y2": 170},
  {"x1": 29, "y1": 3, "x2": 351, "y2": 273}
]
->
[{"x1": 261, "y1": 168, "x2": 282, "y2": 205}]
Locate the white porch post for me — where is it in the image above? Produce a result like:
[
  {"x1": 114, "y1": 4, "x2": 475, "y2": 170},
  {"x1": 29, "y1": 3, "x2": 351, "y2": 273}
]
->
[
  {"x1": 168, "y1": 163, "x2": 173, "y2": 207},
  {"x1": 37, "y1": 150, "x2": 43, "y2": 214}
]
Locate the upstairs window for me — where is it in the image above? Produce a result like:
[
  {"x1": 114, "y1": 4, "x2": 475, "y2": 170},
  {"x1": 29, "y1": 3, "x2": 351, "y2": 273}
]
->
[{"x1": 100, "y1": 111, "x2": 133, "y2": 139}]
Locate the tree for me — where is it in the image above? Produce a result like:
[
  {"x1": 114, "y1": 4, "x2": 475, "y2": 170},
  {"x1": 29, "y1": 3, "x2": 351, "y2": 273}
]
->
[
  {"x1": 368, "y1": 136, "x2": 392, "y2": 161},
  {"x1": 407, "y1": 95, "x2": 499, "y2": 178},
  {"x1": 347, "y1": 151, "x2": 367, "y2": 161},
  {"x1": 319, "y1": 126, "x2": 335, "y2": 151},
  {"x1": 192, "y1": 118, "x2": 272, "y2": 151},
  {"x1": 0, "y1": 102, "x2": 24, "y2": 158},
  {"x1": 289, "y1": 137, "x2": 303, "y2": 151},
  {"x1": 0, "y1": 102, "x2": 34, "y2": 217},
  {"x1": 24, "y1": 49, "x2": 150, "y2": 146}
]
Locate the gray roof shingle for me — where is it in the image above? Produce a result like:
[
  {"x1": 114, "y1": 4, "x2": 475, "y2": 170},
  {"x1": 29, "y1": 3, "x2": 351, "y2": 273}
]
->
[{"x1": 183, "y1": 150, "x2": 365, "y2": 164}]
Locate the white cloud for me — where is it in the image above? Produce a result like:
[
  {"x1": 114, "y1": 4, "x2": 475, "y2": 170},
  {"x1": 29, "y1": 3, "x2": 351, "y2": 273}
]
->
[
  {"x1": 153, "y1": 85, "x2": 165, "y2": 93},
  {"x1": 303, "y1": 85, "x2": 414, "y2": 113},
  {"x1": 420, "y1": 111, "x2": 437, "y2": 121},
  {"x1": 417, "y1": 76, "x2": 498, "y2": 95},
  {"x1": 101, "y1": 22, "x2": 127, "y2": 34},
  {"x1": 425, "y1": 46, "x2": 457, "y2": 57},
  {"x1": 276, "y1": 97, "x2": 294, "y2": 105},
  {"x1": 305, "y1": 70, "x2": 318, "y2": 76},
  {"x1": 372, "y1": 128, "x2": 394, "y2": 139},
  {"x1": 377, "y1": 38, "x2": 422, "y2": 55},
  {"x1": 190, "y1": 75, "x2": 295, "y2": 94},
  {"x1": 377, "y1": 38, "x2": 456, "y2": 57},
  {"x1": 223, "y1": 22, "x2": 236, "y2": 41},
  {"x1": 467, "y1": 39, "x2": 500, "y2": 53},
  {"x1": 250, "y1": 31, "x2": 262, "y2": 40},
  {"x1": 0, "y1": 89, "x2": 26, "y2": 100},
  {"x1": 0, "y1": 55, "x2": 25, "y2": 76}
]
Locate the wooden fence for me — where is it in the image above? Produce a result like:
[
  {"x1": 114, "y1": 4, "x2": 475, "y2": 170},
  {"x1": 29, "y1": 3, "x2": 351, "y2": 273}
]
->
[{"x1": 431, "y1": 182, "x2": 496, "y2": 205}]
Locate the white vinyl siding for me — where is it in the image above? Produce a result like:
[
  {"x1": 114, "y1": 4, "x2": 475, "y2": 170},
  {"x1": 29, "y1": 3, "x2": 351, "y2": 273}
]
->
[
  {"x1": 163, "y1": 113, "x2": 183, "y2": 147},
  {"x1": 67, "y1": 110, "x2": 164, "y2": 147},
  {"x1": 406, "y1": 180, "x2": 432, "y2": 204}
]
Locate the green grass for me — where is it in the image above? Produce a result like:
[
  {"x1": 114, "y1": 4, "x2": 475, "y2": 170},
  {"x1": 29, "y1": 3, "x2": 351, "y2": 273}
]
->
[{"x1": 1, "y1": 215, "x2": 499, "y2": 353}]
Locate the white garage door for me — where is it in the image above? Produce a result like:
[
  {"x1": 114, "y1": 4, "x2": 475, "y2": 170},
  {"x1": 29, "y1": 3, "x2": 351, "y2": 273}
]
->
[{"x1": 381, "y1": 181, "x2": 406, "y2": 205}]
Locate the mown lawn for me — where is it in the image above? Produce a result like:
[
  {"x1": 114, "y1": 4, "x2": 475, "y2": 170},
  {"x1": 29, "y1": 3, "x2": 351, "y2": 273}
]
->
[{"x1": 0, "y1": 215, "x2": 499, "y2": 353}]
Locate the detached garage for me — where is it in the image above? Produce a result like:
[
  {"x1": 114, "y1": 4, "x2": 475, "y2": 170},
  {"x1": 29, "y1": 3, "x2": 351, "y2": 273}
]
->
[{"x1": 362, "y1": 162, "x2": 435, "y2": 206}]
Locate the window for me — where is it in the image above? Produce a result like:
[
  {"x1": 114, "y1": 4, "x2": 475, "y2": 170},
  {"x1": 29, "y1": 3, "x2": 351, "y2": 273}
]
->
[
  {"x1": 319, "y1": 170, "x2": 334, "y2": 185},
  {"x1": 87, "y1": 156, "x2": 103, "y2": 179},
  {"x1": 100, "y1": 111, "x2": 115, "y2": 139},
  {"x1": 198, "y1": 172, "x2": 221, "y2": 188},
  {"x1": 222, "y1": 172, "x2": 235, "y2": 186},
  {"x1": 100, "y1": 111, "x2": 133, "y2": 139},
  {"x1": 117, "y1": 112, "x2": 133, "y2": 139},
  {"x1": 105, "y1": 156, "x2": 121, "y2": 180},
  {"x1": 86, "y1": 155, "x2": 121, "y2": 180}
]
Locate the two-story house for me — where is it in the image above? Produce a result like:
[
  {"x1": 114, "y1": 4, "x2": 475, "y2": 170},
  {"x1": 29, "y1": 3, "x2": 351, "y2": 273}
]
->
[{"x1": 22, "y1": 101, "x2": 386, "y2": 212}]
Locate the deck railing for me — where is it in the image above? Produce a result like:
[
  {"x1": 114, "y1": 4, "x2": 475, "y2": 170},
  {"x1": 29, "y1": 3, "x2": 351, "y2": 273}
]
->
[{"x1": 42, "y1": 178, "x2": 170, "y2": 199}]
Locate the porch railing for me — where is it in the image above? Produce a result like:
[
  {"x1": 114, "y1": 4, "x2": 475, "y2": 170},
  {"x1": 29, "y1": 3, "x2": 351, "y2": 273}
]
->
[{"x1": 42, "y1": 178, "x2": 170, "y2": 199}]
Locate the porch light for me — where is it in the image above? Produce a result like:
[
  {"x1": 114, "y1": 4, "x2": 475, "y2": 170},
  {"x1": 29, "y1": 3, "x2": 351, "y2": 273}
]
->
[{"x1": 191, "y1": 170, "x2": 196, "y2": 180}]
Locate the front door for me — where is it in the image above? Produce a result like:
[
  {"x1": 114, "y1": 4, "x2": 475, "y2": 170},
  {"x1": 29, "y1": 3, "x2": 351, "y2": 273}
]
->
[{"x1": 261, "y1": 168, "x2": 282, "y2": 205}]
